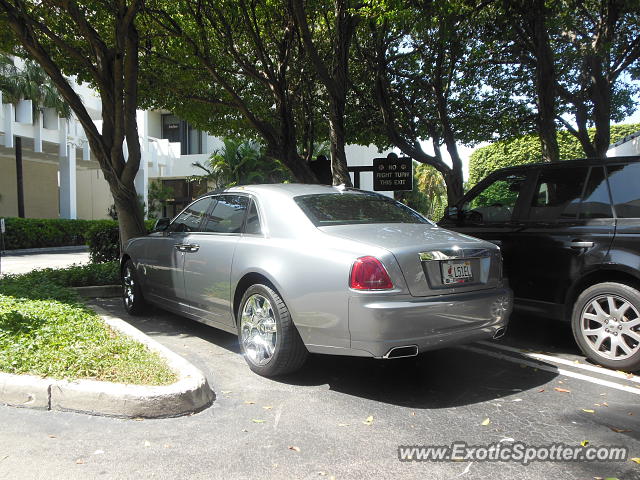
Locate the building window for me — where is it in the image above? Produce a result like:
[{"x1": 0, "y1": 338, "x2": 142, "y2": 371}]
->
[
  {"x1": 161, "y1": 178, "x2": 208, "y2": 218},
  {"x1": 161, "y1": 114, "x2": 203, "y2": 155}
]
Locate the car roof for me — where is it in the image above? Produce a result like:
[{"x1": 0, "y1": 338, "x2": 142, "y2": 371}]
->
[{"x1": 202, "y1": 184, "x2": 384, "y2": 199}]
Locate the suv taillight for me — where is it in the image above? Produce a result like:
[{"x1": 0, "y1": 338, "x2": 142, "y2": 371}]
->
[{"x1": 350, "y1": 256, "x2": 393, "y2": 290}]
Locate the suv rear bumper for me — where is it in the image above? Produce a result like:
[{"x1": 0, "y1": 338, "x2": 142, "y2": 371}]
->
[{"x1": 348, "y1": 287, "x2": 513, "y2": 358}]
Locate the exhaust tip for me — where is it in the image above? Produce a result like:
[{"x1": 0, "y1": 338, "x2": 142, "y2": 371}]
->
[
  {"x1": 493, "y1": 327, "x2": 506, "y2": 340},
  {"x1": 383, "y1": 345, "x2": 419, "y2": 359}
]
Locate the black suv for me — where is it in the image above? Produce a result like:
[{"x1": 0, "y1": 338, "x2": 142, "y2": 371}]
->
[{"x1": 440, "y1": 156, "x2": 640, "y2": 371}]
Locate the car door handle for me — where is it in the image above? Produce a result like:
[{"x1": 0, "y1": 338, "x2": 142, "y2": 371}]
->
[
  {"x1": 185, "y1": 244, "x2": 200, "y2": 252},
  {"x1": 566, "y1": 240, "x2": 594, "y2": 249}
]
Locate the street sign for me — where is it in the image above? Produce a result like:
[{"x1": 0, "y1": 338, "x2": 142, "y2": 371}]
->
[{"x1": 372, "y1": 156, "x2": 413, "y2": 191}]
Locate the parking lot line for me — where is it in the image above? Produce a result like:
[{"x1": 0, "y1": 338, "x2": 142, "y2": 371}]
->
[
  {"x1": 458, "y1": 344, "x2": 640, "y2": 396},
  {"x1": 477, "y1": 340, "x2": 640, "y2": 384}
]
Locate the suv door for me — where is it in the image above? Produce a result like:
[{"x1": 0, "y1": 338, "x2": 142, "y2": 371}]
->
[
  {"x1": 440, "y1": 170, "x2": 531, "y2": 288},
  {"x1": 182, "y1": 194, "x2": 250, "y2": 328},
  {"x1": 605, "y1": 162, "x2": 640, "y2": 272},
  {"x1": 506, "y1": 165, "x2": 615, "y2": 318}
]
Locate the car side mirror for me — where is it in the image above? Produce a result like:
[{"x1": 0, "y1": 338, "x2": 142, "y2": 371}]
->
[{"x1": 154, "y1": 217, "x2": 171, "y2": 232}]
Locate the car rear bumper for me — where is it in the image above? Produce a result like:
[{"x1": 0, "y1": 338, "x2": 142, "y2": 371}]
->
[{"x1": 347, "y1": 287, "x2": 513, "y2": 358}]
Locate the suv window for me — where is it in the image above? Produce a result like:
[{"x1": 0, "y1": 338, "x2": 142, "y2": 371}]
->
[
  {"x1": 169, "y1": 197, "x2": 214, "y2": 232},
  {"x1": 528, "y1": 167, "x2": 589, "y2": 221},
  {"x1": 607, "y1": 163, "x2": 640, "y2": 218},
  {"x1": 579, "y1": 166, "x2": 613, "y2": 219},
  {"x1": 202, "y1": 195, "x2": 249, "y2": 233},
  {"x1": 462, "y1": 173, "x2": 527, "y2": 224}
]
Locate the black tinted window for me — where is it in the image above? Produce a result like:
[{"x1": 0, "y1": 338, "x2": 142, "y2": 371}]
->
[
  {"x1": 607, "y1": 163, "x2": 640, "y2": 218},
  {"x1": 579, "y1": 167, "x2": 612, "y2": 219},
  {"x1": 202, "y1": 195, "x2": 249, "y2": 233},
  {"x1": 295, "y1": 193, "x2": 429, "y2": 226},
  {"x1": 462, "y1": 173, "x2": 526, "y2": 224},
  {"x1": 169, "y1": 197, "x2": 213, "y2": 232},
  {"x1": 245, "y1": 200, "x2": 262, "y2": 235},
  {"x1": 528, "y1": 167, "x2": 589, "y2": 221}
]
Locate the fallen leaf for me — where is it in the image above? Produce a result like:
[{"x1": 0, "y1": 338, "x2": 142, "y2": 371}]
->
[
  {"x1": 608, "y1": 427, "x2": 631, "y2": 433},
  {"x1": 538, "y1": 389, "x2": 545, "y2": 393},
  {"x1": 363, "y1": 415, "x2": 374, "y2": 426},
  {"x1": 288, "y1": 446, "x2": 301, "y2": 452},
  {"x1": 244, "y1": 401, "x2": 256, "y2": 405},
  {"x1": 144, "y1": 440, "x2": 151, "y2": 447},
  {"x1": 338, "y1": 423, "x2": 350, "y2": 427},
  {"x1": 581, "y1": 440, "x2": 589, "y2": 447},
  {"x1": 481, "y1": 418, "x2": 491, "y2": 426},
  {"x1": 252, "y1": 419, "x2": 265, "y2": 423},
  {"x1": 163, "y1": 444, "x2": 172, "y2": 449},
  {"x1": 582, "y1": 409, "x2": 595, "y2": 414},
  {"x1": 554, "y1": 387, "x2": 571, "y2": 393},
  {"x1": 221, "y1": 390, "x2": 232, "y2": 394},
  {"x1": 75, "y1": 459, "x2": 84, "y2": 465},
  {"x1": 48, "y1": 434, "x2": 57, "y2": 439},
  {"x1": 512, "y1": 398, "x2": 522, "y2": 402},
  {"x1": 318, "y1": 472, "x2": 327, "y2": 477},
  {"x1": 602, "y1": 402, "x2": 609, "y2": 407},
  {"x1": 263, "y1": 406, "x2": 273, "y2": 410},
  {"x1": 411, "y1": 412, "x2": 416, "y2": 416},
  {"x1": 631, "y1": 458, "x2": 640, "y2": 464},
  {"x1": 242, "y1": 429, "x2": 248, "y2": 432}
]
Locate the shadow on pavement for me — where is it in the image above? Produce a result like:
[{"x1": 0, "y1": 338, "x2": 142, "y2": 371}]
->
[{"x1": 94, "y1": 297, "x2": 556, "y2": 410}]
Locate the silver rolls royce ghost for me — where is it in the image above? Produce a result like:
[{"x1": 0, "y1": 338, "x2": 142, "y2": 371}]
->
[{"x1": 121, "y1": 184, "x2": 512, "y2": 376}]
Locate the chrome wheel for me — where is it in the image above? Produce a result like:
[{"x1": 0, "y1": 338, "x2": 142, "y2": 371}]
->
[
  {"x1": 240, "y1": 294, "x2": 278, "y2": 366},
  {"x1": 580, "y1": 294, "x2": 640, "y2": 361},
  {"x1": 123, "y1": 266, "x2": 135, "y2": 308}
]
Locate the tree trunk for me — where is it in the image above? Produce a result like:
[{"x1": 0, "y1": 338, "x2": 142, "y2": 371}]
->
[
  {"x1": 532, "y1": 0, "x2": 559, "y2": 162},
  {"x1": 328, "y1": 107, "x2": 352, "y2": 186},
  {"x1": 15, "y1": 136, "x2": 24, "y2": 218},
  {"x1": 108, "y1": 175, "x2": 146, "y2": 249}
]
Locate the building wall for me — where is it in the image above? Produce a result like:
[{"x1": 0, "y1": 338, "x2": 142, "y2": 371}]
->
[
  {"x1": 0, "y1": 156, "x2": 59, "y2": 219},
  {"x1": 608, "y1": 134, "x2": 640, "y2": 157},
  {"x1": 76, "y1": 168, "x2": 113, "y2": 220}
]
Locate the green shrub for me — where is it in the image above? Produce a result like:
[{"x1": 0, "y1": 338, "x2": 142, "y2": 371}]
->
[
  {"x1": 1, "y1": 217, "x2": 93, "y2": 250},
  {"x1": 468, "y1": 123, "x2": 640, "y2": 187},
  {"x1": 86, "y1": 220, "x2": 156, "y2": 263}
]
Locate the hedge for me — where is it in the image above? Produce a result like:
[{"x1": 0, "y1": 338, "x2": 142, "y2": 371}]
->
[
  {"x1": 0, "y1": 217, "x2": 98, "y2": 250},
  {"x1": 87, "y1": 219, "x2": 156, "y2": 263},
  {"x1": 468, "y1": 123, "x2": 640, "y2": 188}
]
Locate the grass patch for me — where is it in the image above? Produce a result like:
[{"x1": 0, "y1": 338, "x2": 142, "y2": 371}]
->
[{"x1": 0, "y1": 264, "x2": 177, "y2": 385}]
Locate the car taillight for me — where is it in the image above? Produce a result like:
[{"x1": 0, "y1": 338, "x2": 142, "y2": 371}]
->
[{"x1": 350, "y1": 256, "x2": 393, "y2": 290}]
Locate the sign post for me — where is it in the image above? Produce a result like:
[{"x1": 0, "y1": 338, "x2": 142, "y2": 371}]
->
[
  {"x1": 0, "y1": 218, "x2": 5, "y2": 276},
  {"x1": 372, "y1": 154, "x2": 413, "y2": 191}
]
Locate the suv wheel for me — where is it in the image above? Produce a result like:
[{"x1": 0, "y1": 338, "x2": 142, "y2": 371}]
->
[
  {"x1": 237, "y1": 284, "x2": 308, "y2": 377},
  {"x1": 572, "y1": 282, "x2": 640, "y2": 371}
]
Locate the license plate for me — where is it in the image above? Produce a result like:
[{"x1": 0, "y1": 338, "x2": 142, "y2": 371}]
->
[{"x1": 441, "y1": 260, "x2": 473, "y2": 285}]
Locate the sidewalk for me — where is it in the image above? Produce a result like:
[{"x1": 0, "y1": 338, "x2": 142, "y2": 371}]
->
[{"x1": 0, "y1": 246, "x2": 90, "y2": 275}]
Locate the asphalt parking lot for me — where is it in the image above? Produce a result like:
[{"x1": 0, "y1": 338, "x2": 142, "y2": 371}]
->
[{"x1": 0, "y1": 298, "x2": 639, "y2": 480}]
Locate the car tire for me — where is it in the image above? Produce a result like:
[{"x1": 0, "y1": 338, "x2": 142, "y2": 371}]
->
[
  {"x1": 122, "y1": 259, "x2": 147, "y2": 316},
  {"x1": 237, "y1": 284, "x2": 308, "y2": 377},
  {"x1": 572, "y1": 282, "x2": 640, "y2": 372}
]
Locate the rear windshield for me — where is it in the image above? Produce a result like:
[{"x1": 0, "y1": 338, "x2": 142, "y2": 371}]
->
[{"x1": 294, "y1": 193, "x2": 430, "y2": 226}]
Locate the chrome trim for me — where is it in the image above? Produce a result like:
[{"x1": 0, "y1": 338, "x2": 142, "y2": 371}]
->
[
  {"x1": 382, "y1": 345, "x2": 419, "y2": 359},
  {"x1": 419, "y1": 247, "x2": 493, "y2": 261}
]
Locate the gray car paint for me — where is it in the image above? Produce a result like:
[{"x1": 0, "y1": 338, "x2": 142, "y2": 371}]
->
[{"x1": 124, "y1": 184, "x2": 512, "y2": 359}]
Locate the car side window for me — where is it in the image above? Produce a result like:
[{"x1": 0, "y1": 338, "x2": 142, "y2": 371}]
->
[
  {"x1": 168, "y1": 197, "x2": 214, "y2": 233},
  {"x1": 579, "y1": 166, "x2": 613, "y2": 219},
  {"x1": 244, "y1": 199, "x2": 262, "y2": 235},
  {"x1": 527, "y1": 167, "x2": 589, "y2": 221},
  {"x1": 606, "y1": 163, "x2": 640, "y2": 218},
  {"x1": 461, "y1": 173, "x2": 527, "y2": 224},
  {"x1": 202, "y1": 195, "x2": 249, "y2": 233}
]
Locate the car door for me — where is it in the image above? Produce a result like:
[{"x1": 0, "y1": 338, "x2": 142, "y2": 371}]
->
[
  {"x1": 506, "y1": 165, "x2": 615, "y2": 317},
  {"x1": 605, "y1": 162, "x2": 640, "y2": 272},
  {"x1": 182, "y1": 194, "x2": 250, "y2": 327},
  {"x1": 440, "y1": 170, "x2": 532, "y2": 288},
  {"x1": 143, "y1": 196, "x2": 214, "y2": 308}
]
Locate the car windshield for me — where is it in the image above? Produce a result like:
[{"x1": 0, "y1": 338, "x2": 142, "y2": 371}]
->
[{"x1": 294, "y1": 192, "x2": 430, "y2": 226}]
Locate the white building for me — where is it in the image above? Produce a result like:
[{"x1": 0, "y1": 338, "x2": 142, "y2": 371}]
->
[
  {"x1": 608, "y1": 130, "x2": 640, "y2": 157},
  {"x1": 0, "y1": 76, "x2": 389, "y2": 221}
]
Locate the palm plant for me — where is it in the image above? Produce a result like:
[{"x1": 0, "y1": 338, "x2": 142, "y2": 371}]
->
[
  {"x1": 190, "y1": 138, "x2": 291, "y2": 189},
  {"x1": 0, "y1": 54, "x2": 71, "y2": 218}
]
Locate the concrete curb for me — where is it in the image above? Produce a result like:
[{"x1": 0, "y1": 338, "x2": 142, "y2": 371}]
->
[
  {"x1": 72, "y1": 285, "x2": 121, "y2": 298},
  {"x1": 2, "y1": 245, "x2": 89, "y2": 256},
  {"x1": 0, "y1": 305, "x2": 215, "y2": 418}
]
